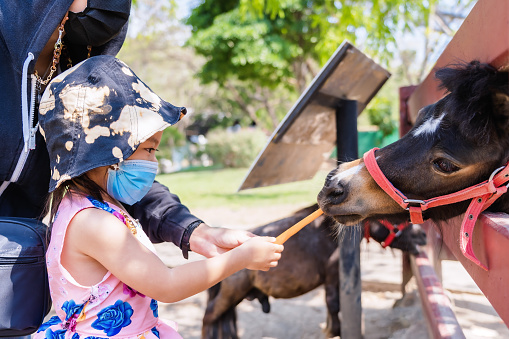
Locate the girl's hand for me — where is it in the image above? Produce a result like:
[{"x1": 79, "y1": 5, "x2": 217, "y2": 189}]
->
[
  {"x1": 238, "y1": 236, "x2": 284, "y2": 271},
  {"x1": 190, "y1": 224, "x2": 256, "y2": 258}
]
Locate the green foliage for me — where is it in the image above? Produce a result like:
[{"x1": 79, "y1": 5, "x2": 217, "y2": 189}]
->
[
  {"x1": 364, "y1": 96, "x2": 397, "y2": 137},
  {"x1": 187, "y1": 7, "x2": 312, "y2": 89},
  {"x1": 187, "y1": 0, "x2": 441, "y2": 85},
  {"x1": 187, "y1": 0, "x2": 321, "y2": 86},
  {"x1": 204, "y1": 128, "x2": 268, "y2": 168},
  {"x1": 187, "y1": 0, "x2": 239, "y2": 31},
  {"x1": 185, "y1": 0, "x2": 326, "y2": 131}
]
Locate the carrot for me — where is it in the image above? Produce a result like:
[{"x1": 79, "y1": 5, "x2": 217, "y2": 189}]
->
[{"x1": 275, "y1": 209, "x2": 324, "y2": 245}]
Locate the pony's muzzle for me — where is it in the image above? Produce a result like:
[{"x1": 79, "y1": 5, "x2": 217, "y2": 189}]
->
[{"x1": 318, "y1": 180, "x2": 346, "y2": 206}]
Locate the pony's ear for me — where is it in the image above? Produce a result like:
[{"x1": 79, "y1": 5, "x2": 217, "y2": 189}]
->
[
  {"x1": 494, "y1": 92, "x2": 509, "y2": 112},
  {"x1": 436, "y1": 61, "x2": 498, "y2": 103}
]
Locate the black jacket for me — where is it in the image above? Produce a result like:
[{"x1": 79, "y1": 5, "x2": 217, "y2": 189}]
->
[{"x1": 0, "y1": 0, "x2": 200, "y2": 249}]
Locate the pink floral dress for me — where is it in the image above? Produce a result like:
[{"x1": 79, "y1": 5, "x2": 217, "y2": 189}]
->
[{"x1": 34, "y1": 194, "x2": 182, "y2": 339}]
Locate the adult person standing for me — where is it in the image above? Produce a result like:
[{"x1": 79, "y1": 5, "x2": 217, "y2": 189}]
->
[{"x1": 0, "y1": 0, "x2": 253, "y2": 276}]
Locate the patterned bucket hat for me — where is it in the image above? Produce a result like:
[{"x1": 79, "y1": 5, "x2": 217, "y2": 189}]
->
[{"x1": 39, "y1": 55, "x2": 186, "y2": 192}]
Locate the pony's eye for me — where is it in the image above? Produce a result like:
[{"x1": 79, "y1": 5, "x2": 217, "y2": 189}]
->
[{"x1": 433, "y1": 158, "x2": 460, "y2": 173}]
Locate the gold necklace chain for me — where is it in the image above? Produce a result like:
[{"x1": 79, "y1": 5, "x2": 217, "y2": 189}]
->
[{"x1": 34, "y1": 16, "x2": 68, "y2": 87}]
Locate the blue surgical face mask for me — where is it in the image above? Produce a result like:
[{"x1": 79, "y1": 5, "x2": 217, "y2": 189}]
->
[{"x1": 107, "y1": 160, "x2": 158, "y2": 205}]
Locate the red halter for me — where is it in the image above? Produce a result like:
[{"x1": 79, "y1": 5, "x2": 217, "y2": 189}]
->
[
  {"x1": 364, "y1": 220, "x2": 410, "y2": 248},
  {"x1": 363, "y1": 147, "x2": 509, "y2": 270}
]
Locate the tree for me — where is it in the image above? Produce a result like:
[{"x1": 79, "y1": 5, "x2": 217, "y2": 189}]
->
[
  {"x1": 186, "y1": 1, "x2": 325, "y2": 130},
  {"x1": 186, "y1": 0, "x2": 475, "y2": 132}
]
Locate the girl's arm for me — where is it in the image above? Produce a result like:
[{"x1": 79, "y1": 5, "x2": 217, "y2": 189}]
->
[{"x1": 65, "y1": 208, "x2": 283, "y2": 303}]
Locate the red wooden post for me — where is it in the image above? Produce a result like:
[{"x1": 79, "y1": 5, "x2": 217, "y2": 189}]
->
[
  {"x1": 398, "y1": 86, "x2": 417, "y2": 137},
  {"x1": 410, "y1": 251, "x2": 466, "y2": 339}
]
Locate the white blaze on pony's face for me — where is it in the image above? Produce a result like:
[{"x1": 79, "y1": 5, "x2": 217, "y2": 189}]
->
[
  {"x1": 412, "y1": 112, "x2": 446, "y2": 137},
  {"x1": 330, "y1": 163, "x2": 363, "y2": 183}
]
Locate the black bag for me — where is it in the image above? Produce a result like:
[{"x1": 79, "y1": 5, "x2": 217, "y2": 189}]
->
[{"x1": 0, "y1": 217, "x2": 51, "y2": 337}]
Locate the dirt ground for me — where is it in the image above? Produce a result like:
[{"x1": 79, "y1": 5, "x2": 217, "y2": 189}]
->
[
  {"x1": 153, "y1": 205, "x2": 509, "y2": 339},
  {"x1": 42, "y1": 204, "x2": 508, "y2": 338}
]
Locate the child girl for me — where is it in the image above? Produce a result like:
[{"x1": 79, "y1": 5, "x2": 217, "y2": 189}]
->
[{"x1": 34, "y1": 55, "x2": 284, "y2": 339}]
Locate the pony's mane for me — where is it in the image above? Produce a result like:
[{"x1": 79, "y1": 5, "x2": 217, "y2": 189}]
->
[{"x1": 435, "y1": 61, "x2": 509, "y2": 145}]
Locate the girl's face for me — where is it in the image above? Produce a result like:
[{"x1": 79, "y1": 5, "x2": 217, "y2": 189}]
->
[
  {"x1": 87, "y1": 131, "x2": 163, "y2": 192},
  {"x1": 128, "y1": 131, "x2": 163, "y2": 163}
]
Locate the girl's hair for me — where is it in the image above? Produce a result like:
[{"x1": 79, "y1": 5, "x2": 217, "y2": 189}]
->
[{"x1": 44, "y1": 172, "x2": 108, "y2": 243}]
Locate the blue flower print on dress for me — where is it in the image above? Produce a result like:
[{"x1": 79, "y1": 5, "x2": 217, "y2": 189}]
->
[
  {"x1": 61, "y1": 300, "x2": 86, "y2": 332},
  {"x1": 91, "y1": 300, "x2": 134, "y2": 336},
  {"x1": 37, "y1": 316, "x2": 62, "y2": 332},
  {"x1": 61, "y1": 300, "x2": 85, "y2": 321},
  {"x1": 44, "y1": 328, "x2": 66, "y2": 339},
  {"x1": 150, "y1": 299, "x2": 158, "y2": 317},
  {"x1": 72, "y1": 333, "x2": 80, "y2": 339},
  {"x1": 84, "y1": 337, "x2": 104, "y2": 339},
  {"x1": 151, "y1": 326, "x2": 160, "y2": 338}
]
